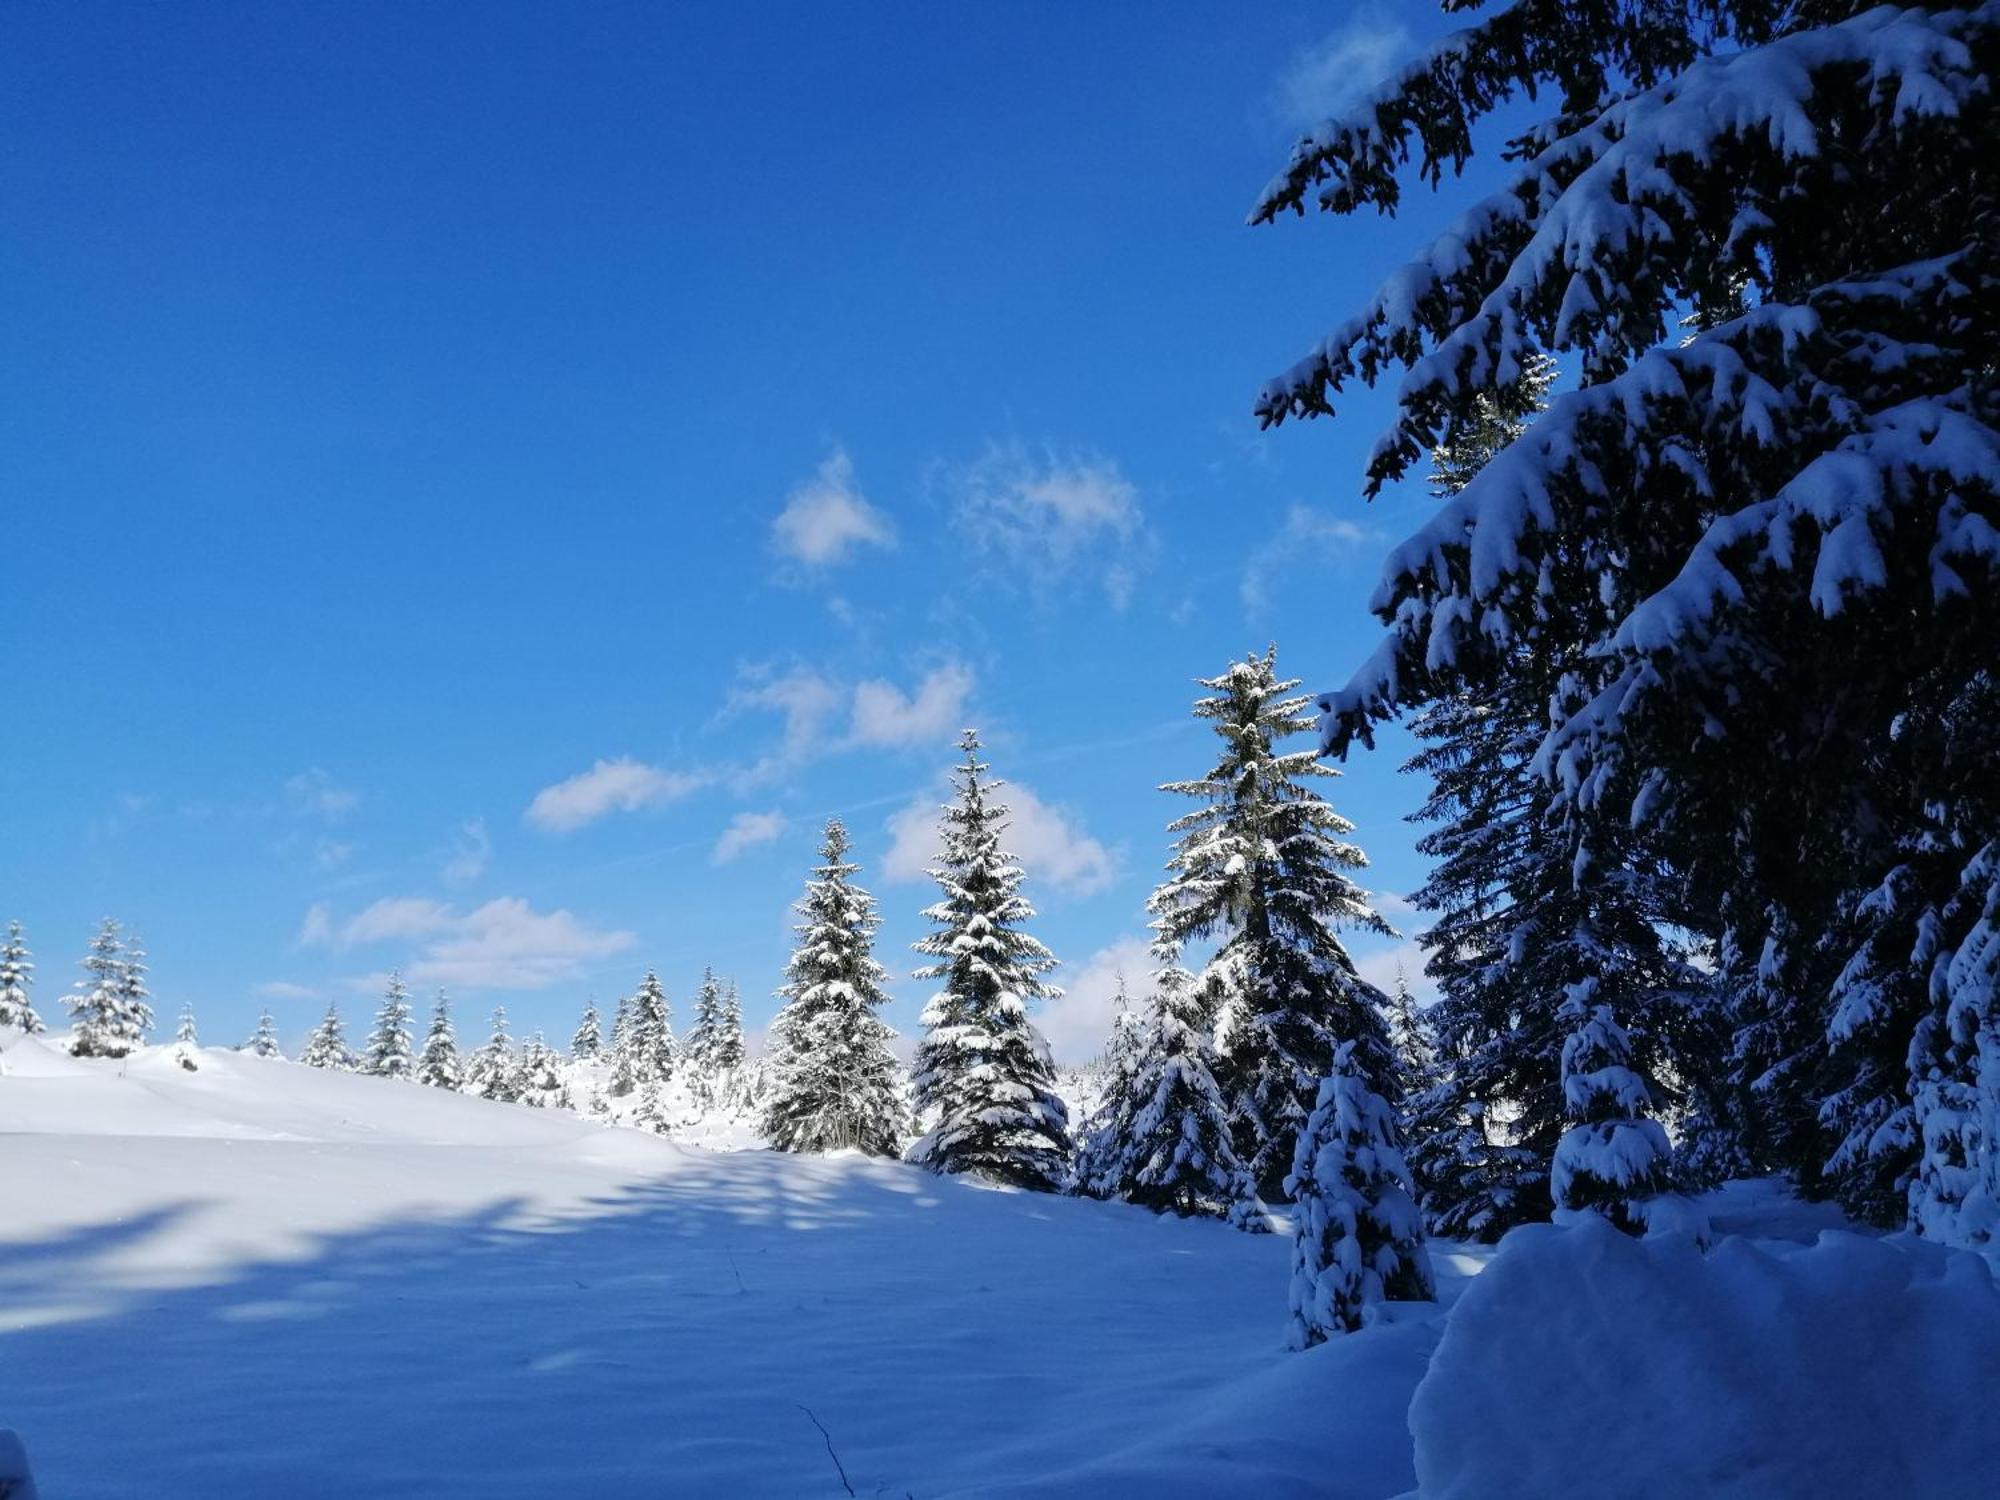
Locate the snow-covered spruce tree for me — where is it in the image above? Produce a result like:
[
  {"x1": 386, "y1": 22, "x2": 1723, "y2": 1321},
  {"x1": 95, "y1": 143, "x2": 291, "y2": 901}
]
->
[
  {"x1": 1071, "y1": 974, "x2": 1151, "y2": 1197},
  {"x1": 764, "y1": 819, "x2": 908, "y2": 1157},
  {"x1": 1090, "y1": 966, "x2": 1267, "y2": 1228},
  {"x1": 245, "y1": 1008, "x2": 284, "y2": 1060},
  {"x1": 571, "y1": 1000, "x2": 603, "y2": 1063},
  {"x1": 172, "y1": 1003, "x2": 199, "y2": 1071},
  {"x1": 1147, "y1": 648, "x2": 1392, "y2": 1199},
  {"x1": 300, "y1": 1000, "x2": 355, "y2": 1071},
  {"x1": 68, "y1": 919, "x2": 152, "y2": 1059},
  {"x1": 416, "y1": 989, "x2": 460, "y2": 1089},
  {"x1": 1550, "y1": 980, "x2": 1674, "y2": 1232},
  {"x1": 0, "y1": 920, "x2": 42, "y2": 1033},
  {"x1": 625, "y1": 971, "x2": 676, "y2": 1086},
  {"x1": 514, "y1": 1033, "x2": 563, "y2": 1108},
  {"x1": 1287, "y1": 1041, "x2": 1434, "y2": 1347},
  {"x1": 1394, "y1": 356, "x2": 1699, "y2": 1237},
  {"x1": 713, "y1": 979, "x2": 747, "y2": 1074},
  {"x1": 633, "y1": 1078, "x2": 669, "y2": 1134},
  {"x1": 363, "y1": 972, "x2": 416, "y2": 1081},
  {"x1": 1381, "y1": 966, "x2": 1433, "y2": 1102},
  {"x1": 464, "y1": 1006, "x2": 517, "y2": 1101},
  {"x1": 908, "y1": 730, "x2": 1072, "y2": 1189},
  {"x1": 685, "y1": 968, "x2": 724, "y2": 1082},
  {"x1": 1254, "y1": 3, "x2": 2000, "y2": 1234}
]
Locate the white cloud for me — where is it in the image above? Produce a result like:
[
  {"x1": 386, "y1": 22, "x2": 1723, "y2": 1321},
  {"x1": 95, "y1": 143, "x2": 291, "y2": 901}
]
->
[
  {"x1": 286, "y1": 768, "x2": 359, "y2": 821},
  {"x1": 1240, "y1": 504, "x2": 1380, "y2": 613},
  {"x1": 297, "y1": 902, "x2": 335, "y2": 948},
  {"x1": 257, "y1": 980, "x2": 319, "y2": 1002},
  {"x1": 727, "y1": 664, "x2": 848, "y2": 781},
  {"x1": 948, "y1": 442, "x2": 1149, "y2": 608},
  {"x1": 311, "y1": 895, "x2": 635, "y2": 992},
  {"x1": 403, "y1": 897, "x2": 635, "y2": 991},
  {"x1": 441, "y1": 818, "x2": 491, "y2": 884},
  {"x1": 1038, "y1": 936, "x2": 1154, "y2": 1065},
  {"x1": 882, "y1": 776, "x2": 1115, "y2": 898},
  {"x1": 1273, "y1": 11, "x2": 1415, "y2": 130},
  {"x1": 713, "y1": 809, "x2": 787, "y2": 865},
  {"x1": 340, "y1": 896, "x2": 455, "y2": 946},
  {"x1": 771, "y1": 447, "x2": 896, "y2": 569},
  {"x1": 848, "y1": 662, "x2": 975, "y2": 749},
  {"x1": 525, "y1": 757, "x2": 707, "y2": 833},
  {"x1": 313, "y1": 839, "x2": 356, "y2": 872}
]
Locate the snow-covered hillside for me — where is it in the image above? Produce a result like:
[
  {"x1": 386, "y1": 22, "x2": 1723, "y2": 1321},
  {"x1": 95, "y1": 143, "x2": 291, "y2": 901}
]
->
[{"x1": 4, "y1": 1036, "x2": 1997, "y2": 1497}]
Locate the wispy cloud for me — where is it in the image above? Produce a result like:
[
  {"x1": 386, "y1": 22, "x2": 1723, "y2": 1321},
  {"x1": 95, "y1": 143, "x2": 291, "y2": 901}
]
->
[
  {"x1": 1272, "y1": 10, "x2": 1415, "y2": 131},
  {"x1": 728, "y1": 659, "x2": 975, "y2": 784},
  {"x1": 946, "y1": 441, "x2": 1150, "y2": 609},
  {"x1": 1240, "y1": 504, "x2": 1381, "y2": 613},
  {"x1": 285, "y1": 767, "x2": 360, "y2": 822},
  {"x1": 305, "y1": 895, "x2": 635, "y2": 991},
  {"x1": 883, "y1": 776, "x2": 1115, "y2": 898},
  {"x1": 257, "y1": 980, "x2": 320, "y2": 1002},
  {"x1": 712, "y1": 809, "x2": 787, "y2": 865},
  {"x1": 771, "y1": 446, "x2": 896, "y2": 570},
  {"x1": 440, "y1": 818, "x2": 491, "y2": 884},
  {"x1": 525, "y1": 757, "x2": 708, "y2": 833}
]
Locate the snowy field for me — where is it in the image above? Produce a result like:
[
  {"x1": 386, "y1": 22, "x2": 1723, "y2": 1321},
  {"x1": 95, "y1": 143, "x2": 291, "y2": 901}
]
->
[{"x1": 4, "y1": 1037, "x2": 1999, "y2": 1498}]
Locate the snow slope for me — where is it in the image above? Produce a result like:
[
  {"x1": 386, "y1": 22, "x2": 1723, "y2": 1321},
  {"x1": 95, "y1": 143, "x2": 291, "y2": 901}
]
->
[
  {"x1": 0, "y1": 1035, "x2": 1459, "y2": 1497},
  {"x1": 7, "y1": 1035, "x2": 1997, "y2": 1497}
]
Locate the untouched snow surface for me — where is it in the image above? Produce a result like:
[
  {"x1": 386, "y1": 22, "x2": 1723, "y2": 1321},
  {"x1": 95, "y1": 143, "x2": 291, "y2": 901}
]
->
[
  {"x1": 0, "y1": 1036, "x2": 1455, "y2": 1497},
  {"x1": 7, "y1": 1036, "x2": 1999, "y2": 1497}
]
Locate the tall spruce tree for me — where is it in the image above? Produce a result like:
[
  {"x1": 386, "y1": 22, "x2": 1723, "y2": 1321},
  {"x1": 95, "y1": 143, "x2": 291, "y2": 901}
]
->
[
  {"x1": 1148, "y1": 648, "x2": 1392, "y2": 1198},
  {"x1": 570, "y1": 1000, "x2": 603, "y2": 1063},
  {"x1": 514, "y1": 1033, "x2": 563, "y2": 1108},
  {"x1": 300, "y1": 1000, "x2": 355, "y2": 1071},
  {"x1": 68, "y1": 919, "x2": 152, "y2": 1059},
  {"x1": 245, "y1": 1008, "x2": 284, "y2": 1060},
  {"x1": 712, "y1": 979, "x2": 747, "y2": 1075},
  {"x1": 363, "y1": 972, "x2": 416, "y2": 1080},
  {"x1": 1249, "y1": 1, "x2": 2000, "y2": 1232},
  {"x1": 465, "y1": 1006, "x2": 517, "y2": 1101},
  {"x1": 1086, "y1": 966, "x2": 1267, "y2": 1228},
  {"x1": 417, "y1": 990, "x2": 460, "y2": 1089},
  {"x1": 0, "y1": 921, "x2": 41, "y2": 1033},
  {"x1": 908, "y1": 730, "x2": 1072, "y2": 1190},
  {"x1": 685, "y1": 969, "x2": 721, "y2": 1078},
  {"x1": 1287, "y1": 1041, "x2": 1434, "y2": 1346},
  {"x1": 764, "y1": 820, "x2": 908, "y2": 1156},
  {"x1": 624, "y1": 971, "x2": 676, "y2": 1085}
]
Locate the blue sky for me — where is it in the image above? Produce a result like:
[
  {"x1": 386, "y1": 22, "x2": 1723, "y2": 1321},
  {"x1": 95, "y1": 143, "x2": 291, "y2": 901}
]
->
[{"x1": 3, "y1": 2, "x2": 1480, "y2": 1060}]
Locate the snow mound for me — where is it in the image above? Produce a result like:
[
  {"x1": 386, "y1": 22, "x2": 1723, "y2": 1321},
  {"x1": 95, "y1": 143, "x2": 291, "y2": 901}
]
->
[{"x1": 1410, "y1": 1216, "x2": 2000, "y2": 1499}]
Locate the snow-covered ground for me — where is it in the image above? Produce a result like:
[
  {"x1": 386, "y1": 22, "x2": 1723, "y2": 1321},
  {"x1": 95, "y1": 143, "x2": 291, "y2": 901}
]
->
[{"x1": 4, "y1": 1036, "x2": 1997, "y2": 1497}]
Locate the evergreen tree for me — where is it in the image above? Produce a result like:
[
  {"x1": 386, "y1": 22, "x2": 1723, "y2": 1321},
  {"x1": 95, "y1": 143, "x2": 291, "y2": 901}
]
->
[
  {"x1": 684, "y1": 967, "x2": 728, "y2": 1096},
  {"x1": 1253, "y1": 1, "x2": 2000, "y2": 1240},
  {"x1": 1550, "y1": 982, "x2": 1674, "y2": 1231},
  {"x1": 1380, "y1": 965, "x2": 1433, "y2": 1101},
  {"x1": 609, "y1": 990, "x2": 635, "y2": 1058},
  {"x1": 1087, "y1": 967, "x2": 1266, "y2": 1228},
  {"x1": 416, "y1": 989, "x2": 460, "y2": 1089},
  {"x1": 633, "y1": 1078, "x2": 669, "y2": 1134},
  {"x1": 362, "y1": 972, "x2": 416, "y2": 1081},
  {"x1": 464, "y1": 1006, "x2": 517, "y2": 1101},
  {"x1": 624, "y1": 971, "x2": 676, "y2": 1085},
  {"x1": 245, "y1": 1008, "x2": 284, "y2": 1060},
  {"x1": 764, "y1": 820, "x2": 908, "y2": 1156},
  {"x1": 68, "y1": 919, "x2": 153, "y2": 1059},
  {"x1": 570, "y1": 1000, "x2": 603, "y2": 1063},
  {"x1": 172, "y1": 1002, "x2": 199, "y2": 1071},
  {"x1": 1148, "y1": 648, "x2": 1392, "y2": 1198},
  {"x1": 713, "y1": 979, "x2": 747, "y2": 1074},
  {"x1": 300, "y1": 1000, "x2": 355, "y2": 1071},
  {"x1": 1071, "y1": 975, "x2": 1150, "y2": 1196},
  {"x1": 1287, "y1": 1041, "x2": 1434, "y2": 1347},
  {"x1": 908, "y1": 730, "x2": 1072, "y2": 1190},
  {"x1": 514, "y1": 1033, "x2": 563, "y2": 1108},
  {"x1": 0, "y1": 921, "x2": 42, "y2": 1033}
]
